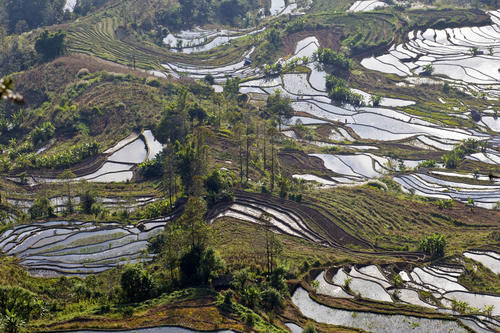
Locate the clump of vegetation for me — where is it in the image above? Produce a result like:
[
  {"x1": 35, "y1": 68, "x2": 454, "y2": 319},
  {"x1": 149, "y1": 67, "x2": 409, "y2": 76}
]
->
[
  {"x1": 442, "y1": 139, "x2": 480, "y2": 169},
  {"x1": 313, "y1": 48, "x2": 351, "y2": 74},
  {"x1": 421, "y1": 64, "x2": 434, "y2": 76},
  {"x1": 120, "y1": 265, "x2": 156, "y2": 303},
  {"x1": 418, "y1": 233, "x2": 446, "y2": 259},
  {"x1": 417, "y1": 160, "x2": 436, "y2": 169},
  {"x1": 326, "y1": 75, "x2": 362, "y2": 106}
]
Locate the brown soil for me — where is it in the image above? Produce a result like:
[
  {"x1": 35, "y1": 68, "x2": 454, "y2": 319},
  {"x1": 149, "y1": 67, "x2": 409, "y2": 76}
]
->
[
  {"x1": 35, "y1": 297, "x2": 245, "y2": 332},
  {"x1": 279, "y1": 150, "x2": 329, "y2": 174}
]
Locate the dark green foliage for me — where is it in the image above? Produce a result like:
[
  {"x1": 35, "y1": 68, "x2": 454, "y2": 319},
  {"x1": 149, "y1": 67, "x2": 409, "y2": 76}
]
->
[
  {"x1": 265, "y1": 28, "x2": 280, "y2": 45},
  {"x1": 265, "y1": 91, "x2": 294, "y2": 129},
  {"x1": 242, "y1": 286, "x2": 260, "y2": 308},
  {"x1": 155, "y1": 5, "x2": 183, "y2": 32},
  {"x1": 223, "y1": 77, "x2": 240, "y2": 100},
  {"x1": 314, "y1": 48, "x2": 351, "y2": 73},
  {"x1": 79, "y1": 188, "x2": 97, "y2": 214},
  {"x1": 204, "y1": 170, "x2": 234, "y2": 208},
  {"x1": 269, "y1": 267, "x2": 287, "y2": 293},
  {"x1": 138, "y1": 153, "x2": 164, "y2": 179},
  {"x1": 120, "y1": 265, "x2": 155, "y2": 303},
  {"x1": 30, "y1": 121, "x2": 55, "y2": 146},
  {"x1": 154, "y1": 0, "x2": 258, "y2": 29},
  {"x1": 204, "y1": 74, "x2": 215, "y2": 85},
  {"x1": 0, "y1": 286, "x2": 43, "y2": 322},
  {"x1": 156, "y1": 103, "x2": 188, "y2": 144},
  {"x1": 442, "y1": 139, "x2": 479, "y2": 169},
  {"x1": 21, "y1": 141, "x2": 100, "y2": 170},
  {"x1": 419, "y1": 233, "x2": 446, "y2": 259},
  {"x1": 188, "y1": 103, "x2": 207, "y2": 125},
  {"x1": 3, "y1": 0, "x2": 65, "y2": 33},
  {"x1": 175, "y1": 140, "x2": 197, "y2": 192},
  {"x1": 260, "y1": 287, "x2": 283, "y2": 310},
  {"x1": 421, "y1": 64, "x2": 434, "y2": 76},
  {"x1": 73, "y1": 0, "x2": 109, "y2": 16},
  {"x1": 35, "y1": 30, "x2": 66, "y2": 61},
  {"x1": 28, "y1": 196, "x2": 55, "y2": 219},
  {"x1": 418, "y1": 160, "x2": 436, "y2": 169},
  {"x1": 180, "y1": 245, "x2": 223, "y2": 287},
  {"x1": 326, "y1": 75, "x2": 363, "y2": 106}
]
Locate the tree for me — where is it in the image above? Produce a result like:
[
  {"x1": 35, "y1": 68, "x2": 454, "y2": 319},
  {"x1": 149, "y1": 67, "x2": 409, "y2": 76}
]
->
[
  {"x1": 223, "y1": 77, "x2": 240, "y2": 100},
  {"x1": 175, "y1": 133, "x2": 208, "y2": 194},
  {"x1": 204, "y1": 170, "x2": 233, "y2": 208},
  {"x1": 156, "y1": 103, "x2": 188, "y2": 144},
  {"x1": 187, "y1": 103, "x2": 207, "y2": 127},
  {"x1": 266, "y1": 91, "x2": 293, "y2": 131},
  {"x1": 29, "y1": 196, "x2": 55, "y2": 219},
  {"x1": 326, "y1": 75, "x2": 362, "y2": 106},
  {"x1": 4, "y1": 0, "x2": 65, "y2": 33},
  {"x1": 177, "y1": 197, "x2": 209, "y2": 250},
  {"x1": 0, "y1": 286, "x2": 43, "y2": 330},
  {"x1": 259, "y1": 212, "x2": 282, "y2": 275},
  {"x1": 418, "y1": 233, "x2": 446, "y2": 259},
  {"x1": 313, "y1": 48, "x2": 351, "y2": 74},
  {"x1": 79, "y1": 188, "x2": 97, "y2": 214},
  {"x1": 1, "y1": 309, "x2": 25, "y2": 333},
  {"x1": 421, "y1": 64, "x2": 434, "y2": 76},
  {"x1": 179, "y1": 245, "x2": 224, "y2": 286},
  {"x1": 260, "y1": 287, "x2": 283, "y2": 310},
  {"x1": 120, "y1": 265, "x2": 155, "y2": 303},
  {"x1": 35, "y1": 29, "x2": 66, "y2": 61},
  {"x1": 58, "y1": 169, "x2": 76, "y2": 215},
  {"x1": 161, "y1": 223, "x2": 184, "y2": 281},
  {"x1": 267, "y1": 127, "x2": 279, "y2": 192}
]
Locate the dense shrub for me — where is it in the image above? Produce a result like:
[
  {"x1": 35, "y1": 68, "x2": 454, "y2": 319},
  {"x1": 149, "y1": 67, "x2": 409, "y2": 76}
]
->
[
  {"x1": 0, "y1": 286, "x2": 43, "y2": 322},
  {"x1": 180, "y1": 245, "x2": 224, "y2": 287},
  {"x1": 29, "y1": 197, "x2": 55, "y2": 219},
  {"x1": 442, "y1": 139, "x2": 479, "y2": 169},
  {"x1": 419, "y1": 233, "x2": 446, "y2": 259},
  {"x1": 326, "y1": 75, "x2": 363, "y2": 106},
  {"x1": 260, "y1": 287, "x2": 283, "y2": 310},
  {"x1": 314, "y1": 48, "x2": 351, "y2": 73},
  {"x1": 35, "y1": 30, "x2": 66, "y2": 61},
  {"x1": 120, "y1": 265, "x2": 155, "y2": 303}
]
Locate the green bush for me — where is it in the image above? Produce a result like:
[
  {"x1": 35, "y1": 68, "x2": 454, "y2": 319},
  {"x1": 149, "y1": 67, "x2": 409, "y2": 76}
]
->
[
  {"x1": 120, "y1": 265, "x2": 155, "y2": 303},
  {"x1": 29, "y1": 196, "x2": 55, "y2": 219},
  {"x1": 418, "y1": 233, "x2": 446, "y2": 259},
  {"x1": 314, "y1": 48, "x2": 351, "y2": 73},
  {"x1": 0, "y1": 286, "x2": 43, "y2": 322},
  {"x1": 326, "y1": 75, "x2": 363, "y2": 106},
  {"x1": 260, "y1": 287, "x2": 283, "y2": 310}
]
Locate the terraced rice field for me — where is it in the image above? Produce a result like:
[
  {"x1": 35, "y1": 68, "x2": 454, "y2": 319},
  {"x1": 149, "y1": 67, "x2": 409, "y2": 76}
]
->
[
  {"x1": 395, "y1": 173, "x2": 500, "y2": 208},
  {"x1": 464, "y1": 250, "x2": 500, "y2": 274},
  {"x1": 0, "y1": 218, "x2": 170, "y2": 276},
  {"x1": 292, "y1": 286, "x2": 469, "y2": 333},
  {"x1": 294, "y1": 263, "x2": 500, "y2": 332},
  {"x1": 361, "y1": 10, "x2": 500, "y2": 98},
  {"x1": 6, "y1": 195, "x2": 159, "y2": 214},
  {"x1": 163, "y1": 27, "x2": 265, "y2": 54},
  {"x1": 348, "y1": 0, "x2": 388, "y2": 12},
  {"x1": 239, "y1": 35, "x2": 500, "y2": 207},
  {"x1": 32, "y1": 130, "x2": 164, "y2": 185}
]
